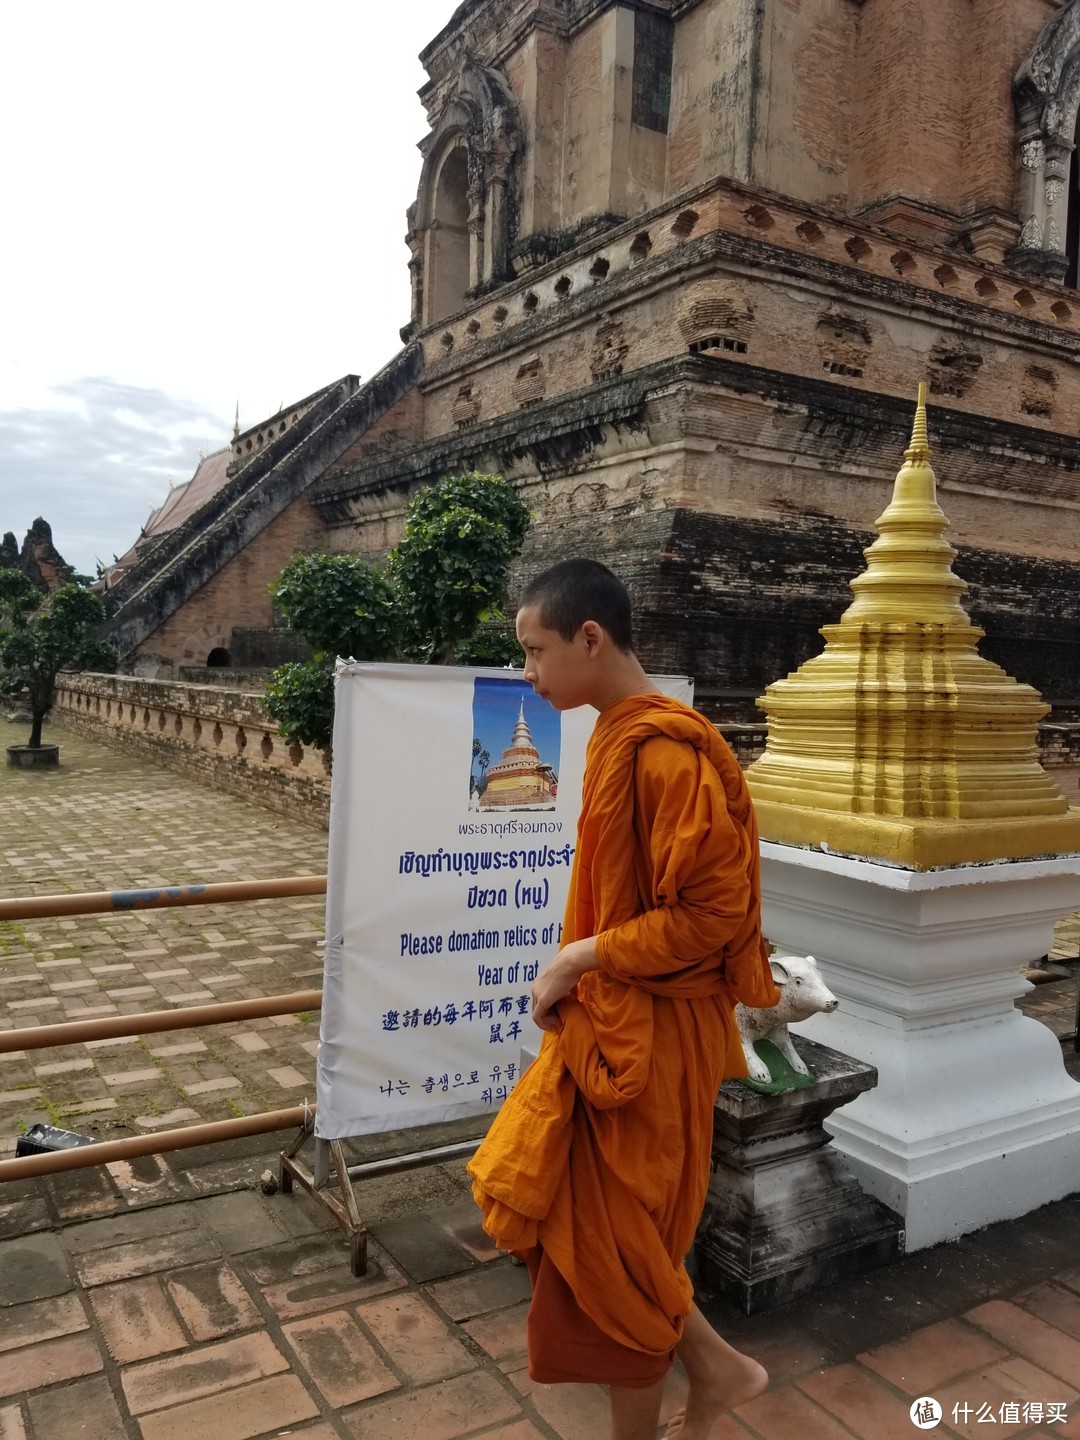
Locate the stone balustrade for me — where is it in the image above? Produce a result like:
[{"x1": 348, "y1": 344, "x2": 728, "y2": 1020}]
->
[
  {"x1": 46, "y1": 673, "x2": 1079, "y2": 828},
  {"x1": 53, "y1": 672, "x2": 329, "y2": 827}
]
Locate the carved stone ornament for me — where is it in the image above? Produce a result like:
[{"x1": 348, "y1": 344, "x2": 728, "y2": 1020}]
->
[
  {"x1": 1048, "y1": 218, "x2": 1064, "y2": 252},
  {"x1": 1046, "y1": 178, "x2": 1065, "y2": 206},
  {"x1": 1016, "y1": 1, "x2": 1080, "y2": 120},
  {"x1": 1020, "y1": 216, "x2": 1044, "y2": 248},
  {"x1": 1021, "y1": 139, "x2": 1046, "y2": 172}
]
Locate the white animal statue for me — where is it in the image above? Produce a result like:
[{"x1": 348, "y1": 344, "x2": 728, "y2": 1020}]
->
[{"x1": 734, "y1": 955, "x2": 839, "y2": 1084}]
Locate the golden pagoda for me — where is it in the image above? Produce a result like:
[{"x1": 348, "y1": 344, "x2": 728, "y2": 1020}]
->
[
  {"x1": 480, "y1": 700, "x2": 557, "y2": 809},
  {"x1": 745, "y1": 384, "x2": 1080, "y2": 868}
]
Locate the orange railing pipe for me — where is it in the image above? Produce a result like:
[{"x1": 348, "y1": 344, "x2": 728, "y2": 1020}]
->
[
  {"x1": 0, "y1": 875, "x2": 326, "y2": 921},
  {"x1": 0, "y1": 1106, "x2": 313, "y2": 1181},
  {"x1": 0, "y1": 989, "x2": 323, "y2": 1054}
]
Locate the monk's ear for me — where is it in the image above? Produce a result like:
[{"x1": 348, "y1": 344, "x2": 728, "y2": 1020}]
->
[{"x1": 580, "y1": 620, "x2": 604, "y2": 655}]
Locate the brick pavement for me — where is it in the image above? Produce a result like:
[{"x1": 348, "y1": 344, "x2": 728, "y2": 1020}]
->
[
  {"x1": 0, "y1": 1138, "x2": 1079, "y2": 1439},
  {"x1": 2, "y1": 722, "x2": 1080, "y2": 1437},
  {"x1": 1, "y1": 719, "x2": 328, "y2": 1156}
]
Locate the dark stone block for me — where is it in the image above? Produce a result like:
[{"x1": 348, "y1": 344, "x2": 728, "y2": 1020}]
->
[
  {"x1": 370, "y1": 1213, "x2": 478, "y2": 1283},
  {"x1": 0, "y1": 1232, "x2": 73, "y2": 1306},
  {"x1": 693, "y1": 1036, "x2": 904, "y2": 1314}
]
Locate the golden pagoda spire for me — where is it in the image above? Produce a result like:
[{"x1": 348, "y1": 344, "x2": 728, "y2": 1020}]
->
[
  {"x1": 745, "y1": 386, "x2": 1080, "y2": 868},
  {"x1": 839, "y1": 381, "x2": 970, "y2": 630}
]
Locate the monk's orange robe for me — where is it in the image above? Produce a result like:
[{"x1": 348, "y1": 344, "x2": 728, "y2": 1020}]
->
[{"x1": 468, "y1": 693, "x2": 779, "y2": 1383}]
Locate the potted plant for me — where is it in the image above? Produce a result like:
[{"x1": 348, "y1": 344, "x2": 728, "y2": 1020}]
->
[{"x1": 1, "y1": 569, "x2": 116, "y2": 768}]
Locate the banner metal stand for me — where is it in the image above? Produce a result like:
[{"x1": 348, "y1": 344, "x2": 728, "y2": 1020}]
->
[{"x1": 279, "y1": 1115, "x2": 484, "y2": 1275}]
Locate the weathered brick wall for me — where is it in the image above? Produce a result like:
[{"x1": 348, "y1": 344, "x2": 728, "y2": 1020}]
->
[
  {"x1": 53, "y1": 674, "x2": 330, "y2": 828},
  {"x1": 133, "y1": 494, "x2": 325, "y2": 677},
  {"x1": 414, "y1": 186, "x2": 1080, "y2": 446},
  {"x1": 177, "y1": 667, "x2": 277, "y2": 688}
]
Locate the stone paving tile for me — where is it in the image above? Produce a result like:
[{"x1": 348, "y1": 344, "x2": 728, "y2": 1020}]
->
[
  {"x1": 0, "y1": 1332, "x2": 104, "y2": 1400},
  {"x1": 427, "y1": 1260, "x2": 533, "y2": 1321},
  {"x1": 44, "y1": 1165, "x2": 124, "y2": 1222},
  {"x1": 461, "y1": 1296, "x2": 530, "y2": 1365},
  {"x1": 137, "y1": 1373, "x2": 320, "y2": 1440},
  {"x1": 370, "y1": 1212, "x2": 481, "y2": 1284},
  {"x1": 340, "y1": 1369, "x2": 520, "y2": 1439},
  {"x1": 509, "y1": 1369, "x2": 622, "y2": 1440},
  {"x1": 121, "y1": 1330, "x2": 290, "y2": 1414},
  {"x1": 0, "y1": 1292, "x2": 88, "y2": 1353},
  {"x1": 0, "y1": 1232, "x2": 74, "y2": 1305},
  {"x1": 965, "y1": 1300, "x2": 1080, "y2": 1386},
  {"x1": 74, "y1": 1228, "x2": 221, "y2": 1287},
  {"x1": 165, "y1": 1261, "x2": 261, "y2": 1341},
  {"x1": 259, "y1": 1246, "x2": 407, "y2": 1320},
  {"x1": 932, "y1": 1357, "x2": 1077, "y2": 1438},
  {"x1": 25, "y1": 1370, "x2": 129, "y2": 1439},
  {"x1": 88, "y1": 1275, "x2": 189, "y2": 1363},
  {"x1": 796, "y1": 1363, "x2": 933, "y2": 1440},
  {"x1": 0, "y1": 1195, "x2": 52, "y2": 1241},
  {"x1": 62, "y1": 1200, "x2": 198, "y2": 1253},
  {"x1": 357, "y1": 1291, "x2": 477, "y2": 1384},
  {"x1": 858, "y1": 1315, "x2": 1010, "y2": 1392},
  {"x1": 282, "y1": 1308, "x2": 400, "y2": 1407},
  {"x1": 733, "y1": 1384, "x2": 856, "y2": 1440},
  {"x1": 0, "y1": 1405, "x2": 25, "y2": 1440}
]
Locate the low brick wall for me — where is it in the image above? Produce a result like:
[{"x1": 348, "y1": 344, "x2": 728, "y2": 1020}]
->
[
  {"x1": 53, "y1": 673, "x2": 330, "y2": 827},
  {"x1": 49, "y1": 675, "x2": 1080, "y2": 829},
  {"x1": 1041, "y1": 724, "x2": 1080, "y2": 769}
]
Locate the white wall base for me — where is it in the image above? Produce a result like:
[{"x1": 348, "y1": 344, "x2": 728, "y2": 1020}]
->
[{"x1": 759, "y1": 843, "x2": 1080, "y2": 1250}]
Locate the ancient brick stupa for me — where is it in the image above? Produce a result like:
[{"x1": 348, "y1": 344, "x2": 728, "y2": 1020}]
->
[
  {"x1": 746, "y1": 383, "x2": 1080, "y2": 868},
  {"x1": 480, "y1": 700, "x2": 557, "y2": 810}
]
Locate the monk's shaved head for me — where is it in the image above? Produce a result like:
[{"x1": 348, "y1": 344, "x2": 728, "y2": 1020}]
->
[{"x1": 519, "y1": 559, "x2": 634, "y2": 652}]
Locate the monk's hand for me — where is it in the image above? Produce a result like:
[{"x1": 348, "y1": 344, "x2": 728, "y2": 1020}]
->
[{"x1": 531, "y1": 938, "x2": 598, "y2": 1032}]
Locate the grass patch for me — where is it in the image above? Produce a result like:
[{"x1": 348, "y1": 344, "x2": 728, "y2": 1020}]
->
[{"x1": 0, "y1": 920, "x2": 29, "y2": 955}]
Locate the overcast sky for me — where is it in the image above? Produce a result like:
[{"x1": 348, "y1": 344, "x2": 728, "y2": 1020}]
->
[{"x1": 1, "y1": 0, "x2": 458, "y2": 576}]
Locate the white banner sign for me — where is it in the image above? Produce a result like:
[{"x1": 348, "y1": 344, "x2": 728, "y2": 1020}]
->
[{"x1": 315, "y1": 662, "x2": 691, "y2": 1138}]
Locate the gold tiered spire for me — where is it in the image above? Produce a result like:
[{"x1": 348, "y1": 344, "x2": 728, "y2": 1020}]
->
[{"x1": 745, "y1": 385, "x2": 1080, "y2": 868}]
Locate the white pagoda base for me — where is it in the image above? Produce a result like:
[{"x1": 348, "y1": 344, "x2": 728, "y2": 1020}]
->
[{"x1": 759, "y1": 841, "x2": 1080, "y2": 1251}]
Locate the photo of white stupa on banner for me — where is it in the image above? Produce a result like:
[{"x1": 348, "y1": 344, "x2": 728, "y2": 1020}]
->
[{"x1": 315, "y1": 662, "x2": 690, "y2": 1138}]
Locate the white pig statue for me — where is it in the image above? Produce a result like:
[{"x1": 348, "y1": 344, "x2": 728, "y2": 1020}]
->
[{"x1": 734, "y1": 955, "x2": 839, "y2": 1084}]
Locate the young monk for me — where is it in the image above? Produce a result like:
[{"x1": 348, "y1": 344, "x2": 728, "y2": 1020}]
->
[{"x1": 468, "y1": 558, "x2": 778, "y2": 1440}]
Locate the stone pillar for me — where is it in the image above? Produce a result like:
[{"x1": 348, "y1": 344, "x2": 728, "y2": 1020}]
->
[
  {"x1": 1010, "y1": 120, "x2": 1071, "y2": 281},
  {"x1": 467, "y1": 182, "x2": 486, "y2": 293},
  {"x1": 597, "y1": 5, "x2": 635, "y2": 219},
  {"x1": 759, "y1": 842, "x2": 1080, "y2": 1252}
]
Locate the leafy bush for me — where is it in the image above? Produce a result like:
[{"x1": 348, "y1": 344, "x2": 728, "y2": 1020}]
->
[{"x1": 266, "y1": 472, "x2": 529, "y2": 751}]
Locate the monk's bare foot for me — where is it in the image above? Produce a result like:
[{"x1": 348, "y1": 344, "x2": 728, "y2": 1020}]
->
[{"x1": 661, "y1": 1345, "x2": 768, "y2": 1438}]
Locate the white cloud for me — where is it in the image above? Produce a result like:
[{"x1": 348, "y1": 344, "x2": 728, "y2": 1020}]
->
[{"x1": 0, "y1": 0, "x2": 456, "y2": 574}]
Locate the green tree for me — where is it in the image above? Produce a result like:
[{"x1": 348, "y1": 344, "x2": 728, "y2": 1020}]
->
[
  {"x1": 0, "y1": 571, "x2": 118, "y2": 749},
  {"x1": 265, "y1": 471, "x2": 529, "y2": 751}
]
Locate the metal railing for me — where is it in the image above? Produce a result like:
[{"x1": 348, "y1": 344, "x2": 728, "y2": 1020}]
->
[{"x1": 0, "y1": 876, "x2": 327, "y2": 1181}]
